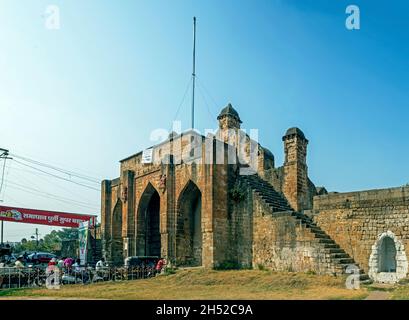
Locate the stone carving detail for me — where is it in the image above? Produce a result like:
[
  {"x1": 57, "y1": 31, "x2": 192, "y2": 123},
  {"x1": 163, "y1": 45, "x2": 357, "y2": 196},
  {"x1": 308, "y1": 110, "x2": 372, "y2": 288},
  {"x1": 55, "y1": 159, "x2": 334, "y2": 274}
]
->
[
  {"x1": 159, "y1": 174, "x2": 167, "y2": 194},
  {"x1": 121, "y1": 186, "x2": 128, "y2": 203}
]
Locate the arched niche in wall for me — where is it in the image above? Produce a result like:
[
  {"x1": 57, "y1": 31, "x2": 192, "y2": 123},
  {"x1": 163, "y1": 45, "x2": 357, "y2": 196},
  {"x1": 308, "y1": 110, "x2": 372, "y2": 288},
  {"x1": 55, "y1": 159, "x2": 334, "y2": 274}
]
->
[{"x1": 368, "y1": 230, "x2": 408, "y2": 284}]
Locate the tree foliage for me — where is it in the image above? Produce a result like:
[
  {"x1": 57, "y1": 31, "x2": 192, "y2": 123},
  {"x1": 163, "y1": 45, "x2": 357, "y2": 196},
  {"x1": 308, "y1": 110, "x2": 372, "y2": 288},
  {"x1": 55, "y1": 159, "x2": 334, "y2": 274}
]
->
[{"x1": 13, "y1": 228, "x2": 79, "y2": 254}]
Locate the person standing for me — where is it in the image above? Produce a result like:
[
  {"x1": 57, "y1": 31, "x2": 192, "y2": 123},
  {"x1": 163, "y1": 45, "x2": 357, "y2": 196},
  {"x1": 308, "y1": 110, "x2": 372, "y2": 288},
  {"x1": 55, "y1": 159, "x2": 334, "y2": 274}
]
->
[
  {"x1": 96, "y1": 257, "x2": 107, "y2": 271},
  {"x1": 48, "y1": 258, "x2": 57, "y2": 267},
  {"x1": 155, "y1": 258, "x2": 166, "y2": 275},
  {"x1": 15, "y1": 256, "x2": 24, "y2": 269},
  {"x1": 57, "y1": 257, "x2": 65, "y2": 269}
]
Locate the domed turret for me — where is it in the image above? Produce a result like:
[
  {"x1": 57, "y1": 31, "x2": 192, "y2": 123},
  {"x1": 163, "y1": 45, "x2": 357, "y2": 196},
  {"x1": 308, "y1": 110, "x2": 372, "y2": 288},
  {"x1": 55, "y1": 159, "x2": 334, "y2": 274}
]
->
[
  {"x1": 283, "y1": 127, "x2": 307, "y2": 141},
  {"x1": 282, "y1": 126, "x2": 310, "y2": 212},
  {"x1": 217, "y1": 103, "x2": 242, "y2": 123},
  {"x1": 217, "y1": 103, "x2": 242, "y2": 130}
]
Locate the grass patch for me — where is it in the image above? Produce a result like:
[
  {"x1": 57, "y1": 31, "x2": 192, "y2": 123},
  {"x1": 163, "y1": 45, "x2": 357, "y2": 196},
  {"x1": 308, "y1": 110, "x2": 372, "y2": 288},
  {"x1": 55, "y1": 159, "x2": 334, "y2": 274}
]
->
[
  {"x1": 366, "y1": 286, "x2": 395, "y2": 292},
  {"x1": 390, "y1": 286, "x2": 409, "y2": 300},
  {"x1": 0, "y1": 269, "x2": 369, "y2": 300}
]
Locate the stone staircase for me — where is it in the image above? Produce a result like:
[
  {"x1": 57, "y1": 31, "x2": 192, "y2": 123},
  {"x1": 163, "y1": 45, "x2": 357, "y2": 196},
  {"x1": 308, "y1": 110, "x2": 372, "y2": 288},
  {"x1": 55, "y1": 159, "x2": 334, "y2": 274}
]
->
[
  {"x1": 240, "y1": 174, "x2": 293, "y2": 212},
  {"x1": 240, "y1": 174, "x2": 370, "y2": 282}
]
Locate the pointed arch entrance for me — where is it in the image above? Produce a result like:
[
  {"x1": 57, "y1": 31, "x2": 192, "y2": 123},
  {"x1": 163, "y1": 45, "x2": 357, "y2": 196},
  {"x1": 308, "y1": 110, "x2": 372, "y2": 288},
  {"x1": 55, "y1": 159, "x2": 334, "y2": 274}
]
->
[
  {"x1": 137, "y1": 183, "x2": 161, "y2": 257},
  {"x1": 176, "y1": 180, "x2": 202, "y2": 267},
  {"x1": 111, "y1": 199, "x2": 123, "y2": 265}
]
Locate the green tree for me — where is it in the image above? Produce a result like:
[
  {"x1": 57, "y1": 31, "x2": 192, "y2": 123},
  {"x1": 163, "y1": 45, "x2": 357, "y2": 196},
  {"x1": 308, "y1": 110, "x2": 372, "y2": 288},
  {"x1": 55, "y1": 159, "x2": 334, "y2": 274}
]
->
[{"x1": 13, "y1": 228, "x2": 79, "y2": 254}]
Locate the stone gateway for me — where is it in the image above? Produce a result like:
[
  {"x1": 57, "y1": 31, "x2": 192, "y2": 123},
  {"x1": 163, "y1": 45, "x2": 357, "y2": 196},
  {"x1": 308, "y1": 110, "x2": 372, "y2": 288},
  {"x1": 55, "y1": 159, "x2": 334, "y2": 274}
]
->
[{"x1": 101, "y1": 104, "x2": 409, "y2": 283}]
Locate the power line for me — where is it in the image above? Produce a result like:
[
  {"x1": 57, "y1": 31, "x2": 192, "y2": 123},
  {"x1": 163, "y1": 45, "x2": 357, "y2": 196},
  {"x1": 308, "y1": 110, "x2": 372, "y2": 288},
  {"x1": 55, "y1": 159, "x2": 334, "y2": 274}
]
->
[
  {"x1": 7, "y1": 185, "x2": 99, "y2": 210},
  {"x1": 5, "y1": 180, "x2": 99, "y2": 208},
  {"x1": 12, "y1": 159, "x2": 100, "y2": 192},
  {"x1": 0, "y1": 158, "x2": 6, "y2": 196},
  {"x1": 1, "y1": 159, "x2": 13, "y2": 200},
  {"x1": 6, "y1": 184, "x2": 99, "y2": 211},
  {"x1": 3, "y1": 194, "x2": 25, "y2": 207},
  {"x1": 7, "y1": 163, "x2": 96, "y2": 203},
  {"x1": 10, "y1": 153, "x2": 101, "y2": 184}
]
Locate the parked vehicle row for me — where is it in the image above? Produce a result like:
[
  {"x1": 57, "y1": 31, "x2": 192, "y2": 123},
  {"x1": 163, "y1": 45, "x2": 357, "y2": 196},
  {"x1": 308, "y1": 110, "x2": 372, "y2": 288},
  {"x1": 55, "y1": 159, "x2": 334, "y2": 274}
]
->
[{"x1": 26, "y1": 252, "x2": 57, "y2": 265}]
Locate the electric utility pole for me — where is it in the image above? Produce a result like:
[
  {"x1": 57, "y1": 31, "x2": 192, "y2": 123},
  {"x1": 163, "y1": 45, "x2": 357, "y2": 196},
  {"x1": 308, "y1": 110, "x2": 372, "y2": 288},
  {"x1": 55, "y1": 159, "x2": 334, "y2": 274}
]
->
[
  {"x1": 35, "y1": 228, "x2": 39, "y2": 248},
  {"x1": 31, "y1": 228, "x2": 40, "y2": 250},
  {"x1": 0, "y1": 148, "x2": 12, "y2": 245}
]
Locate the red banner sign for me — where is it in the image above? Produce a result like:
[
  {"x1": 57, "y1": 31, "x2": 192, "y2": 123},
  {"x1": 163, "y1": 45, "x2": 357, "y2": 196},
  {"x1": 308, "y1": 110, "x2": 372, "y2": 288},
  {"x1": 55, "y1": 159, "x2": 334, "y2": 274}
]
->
[{"x1": 0, "y1": 205, "x2": 96, "y2": 228}]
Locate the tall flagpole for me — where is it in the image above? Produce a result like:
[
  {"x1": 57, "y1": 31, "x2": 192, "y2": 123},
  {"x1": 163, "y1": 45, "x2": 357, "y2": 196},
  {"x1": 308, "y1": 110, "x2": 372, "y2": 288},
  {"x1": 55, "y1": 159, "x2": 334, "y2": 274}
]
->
[{"x1": 191, "y1": 17, "x2": 196, "y2": 129}]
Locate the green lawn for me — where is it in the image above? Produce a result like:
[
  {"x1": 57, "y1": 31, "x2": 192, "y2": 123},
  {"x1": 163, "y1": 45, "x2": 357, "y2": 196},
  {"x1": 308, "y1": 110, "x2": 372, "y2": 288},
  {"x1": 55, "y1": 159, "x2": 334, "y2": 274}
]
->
[{"x1": 0, "y1": 269, "x2": 370, "y2": 300}]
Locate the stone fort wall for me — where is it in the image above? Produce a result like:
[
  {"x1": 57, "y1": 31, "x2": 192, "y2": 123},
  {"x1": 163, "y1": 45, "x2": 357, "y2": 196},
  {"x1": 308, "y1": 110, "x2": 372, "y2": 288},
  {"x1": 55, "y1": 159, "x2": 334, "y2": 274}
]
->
[
  {"x1": 312, "y1": 186, "x2": 409, "y2": 275},
  {"x1": 101, "y1": 104, "x2": 408, "y2": 282},
  {"x1": 231, "y1": 184, "x2": 345, "y2": 274}
]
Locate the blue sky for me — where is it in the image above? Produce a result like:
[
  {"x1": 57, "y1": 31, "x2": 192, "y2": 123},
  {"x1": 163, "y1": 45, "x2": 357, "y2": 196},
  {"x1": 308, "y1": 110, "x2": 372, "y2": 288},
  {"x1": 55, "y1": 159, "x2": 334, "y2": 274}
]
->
[{"x1": 0, "y1": 0, "x2": 408, "y2": 241}]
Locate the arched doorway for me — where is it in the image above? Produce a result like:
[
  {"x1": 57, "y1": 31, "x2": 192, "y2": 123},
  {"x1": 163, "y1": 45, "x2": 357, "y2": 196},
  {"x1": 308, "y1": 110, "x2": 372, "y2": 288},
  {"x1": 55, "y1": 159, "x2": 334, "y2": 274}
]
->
[
  {"x1": 176, "y1": 181, "x2": 202, "y2": 267},
  {"x1": 111, "y1": 199, "x2": 123, "y2": 265},
  {"x1": 137, "y1": 183, "x2": 161, "y2": 257},
  {"x1": 368, "y1": 231, "x2": 408, "y2": 283},
  {"x1": 379, "y1": 237, "x2": 396, "y2": 272}
]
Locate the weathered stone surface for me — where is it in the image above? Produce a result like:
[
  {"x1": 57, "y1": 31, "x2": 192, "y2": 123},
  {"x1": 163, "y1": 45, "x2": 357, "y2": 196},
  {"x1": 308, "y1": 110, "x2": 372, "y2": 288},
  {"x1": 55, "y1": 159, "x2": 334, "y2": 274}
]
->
[{"x1": 313, "y1": 187, "x2": 409, "y2": 282}]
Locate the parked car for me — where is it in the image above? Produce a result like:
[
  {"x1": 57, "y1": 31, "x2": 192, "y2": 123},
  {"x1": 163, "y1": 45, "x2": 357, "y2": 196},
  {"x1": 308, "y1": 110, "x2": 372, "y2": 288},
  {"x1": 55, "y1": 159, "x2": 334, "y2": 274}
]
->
[
  {"x1": 27, "y1": 252, "x2": 56, "y2": 265},
  {"x1": 124, "y1": 256, "x2": 159, "y2": 268},
  {"x1": 122, "y1": 256, "x2": 160, "y2": 279},
  {"x1": 1, "y1": 253, "x2": 17, "y2": 266}
]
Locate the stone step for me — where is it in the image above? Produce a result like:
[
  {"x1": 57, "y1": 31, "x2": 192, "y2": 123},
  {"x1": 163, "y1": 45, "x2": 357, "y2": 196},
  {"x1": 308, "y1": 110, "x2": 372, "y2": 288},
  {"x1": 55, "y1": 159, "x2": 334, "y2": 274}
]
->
[
  {"x1": 334, "y1": 267, "x2": 370, "y2": 282},
  {"x1": 317, "y1": 238, "x2": 335, "y2": 244},
  {"x1": 262, "y1": 197, "x2": 289, "y2": 206},
  {"x1": 267, "y1": 204, "x2": 291, "y2": 211},
  {"x1": 324, "y1": 248, "x2": 344, "y2": 254},
  {"x1": 360, "y1": 274, "x2": 370, "y2": 281},
  {"x1": 295, "y1": 218, "x2": 315, "y2": 227},
  {"x1": 245, "y1": 174, "x2": 367, "y2": 276},
  {"x1": 269, "y1": 205, "x2": 291, "y2": 212},
  {"x1": 259, "y1": 194, "x2": 287, "y2": 202},
  {"x1": 245, "y1": 174, "x2": 368, "y2": 279},
  {"x1": 243, "y1": 176, "x2": 293, "y2": 213},
  {"x1": 293, "y1": 212, "x2": 313, "y2": 222},
  {"x1": 259, "y1": 191, "x2": 281, "y2": 198},
  {"x1": 336, "y1": 263, "x2": 365, "y2": 272},
  {"x1": 311, "y1": 230, "x2": 326, "y2": 236},
  {"x1": 323, "y1": 243, "x2": 339, "y2": 249},
  {"x1": 314, "y1": 233, "x2": 331, "y2": 239},
  {"x1": 255, "y1": 186, "x2": 281, "y2": 193},
  {"x1": 249, "y1": 183, "x2": 281, "y2": 192},
  {"x1": 360, "y1": 279, "x2": 373, "y2": 285},
  {"x1": 258, "y1": 191, "x2": 286, "y2": 199},
  {"x1": 331, "y1": 257, "x2": 355, "y2": 264},
  {"x1": 254, "y1": 192, "x2": 291, "y2": 210},
  {"x1": 248, "y1": 184, "x2": 278, "y2": 194},
  {"x1": 329, "y1": 252, "x2": 350, "y2": 259},
  {"x1": 301, "y1": 218, "x2": 314, "y2": 224},
  {"x1": 307, "y1": 226, "x2": 324, "y2": 233},
  {"x1": 259, "y1": 193, "x2": 288, "y2": 200}
]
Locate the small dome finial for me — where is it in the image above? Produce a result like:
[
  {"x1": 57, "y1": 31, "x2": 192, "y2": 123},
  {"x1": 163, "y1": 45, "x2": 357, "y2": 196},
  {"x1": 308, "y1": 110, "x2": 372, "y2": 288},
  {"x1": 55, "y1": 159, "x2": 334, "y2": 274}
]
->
[
  {"x1": 217, "y1": 103, "x2": 242, "y2": 123},
  {"x1": 283, "y1": 127, "x2": 307, "y2": 141}
]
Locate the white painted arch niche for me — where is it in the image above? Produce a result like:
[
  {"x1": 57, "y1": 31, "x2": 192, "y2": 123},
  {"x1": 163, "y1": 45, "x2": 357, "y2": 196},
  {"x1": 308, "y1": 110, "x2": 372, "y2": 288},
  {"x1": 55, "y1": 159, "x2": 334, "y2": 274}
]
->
[{"x1": 368, "y1": 231, "x2": 408, "y2": 284}]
